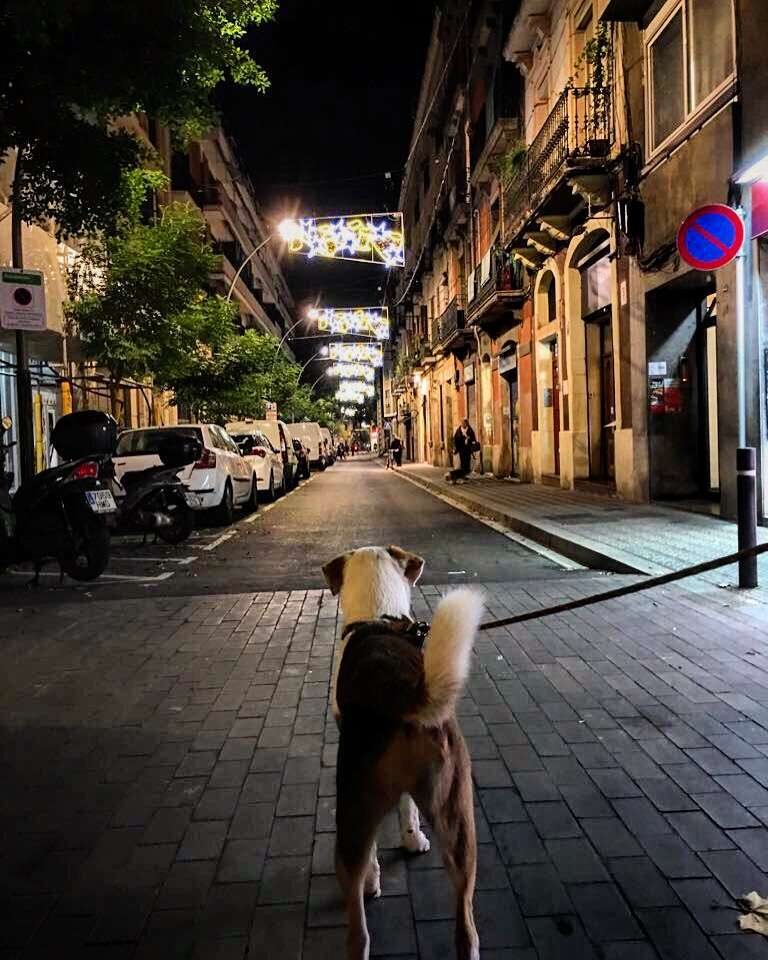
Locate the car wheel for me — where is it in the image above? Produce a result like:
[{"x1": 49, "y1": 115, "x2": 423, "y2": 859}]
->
[
  {"x1": 261, "y1": 472, "x2": 276, "y2": 503},
  {"x1": 242, "y1": 475, "x2": 258, "y2": 514},
  {"x1": 214, "y1": 480, "x2": 234, "y2": 526}
]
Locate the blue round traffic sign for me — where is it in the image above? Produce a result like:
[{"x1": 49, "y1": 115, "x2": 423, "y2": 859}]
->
[{"x1": 677, "y1": 204, "x2": 745, "y2": 270}]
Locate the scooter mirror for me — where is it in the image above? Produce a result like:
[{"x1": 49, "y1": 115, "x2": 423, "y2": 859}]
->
[{"x1": 1, "y1": 416, "x2": 12, "y2": 431}]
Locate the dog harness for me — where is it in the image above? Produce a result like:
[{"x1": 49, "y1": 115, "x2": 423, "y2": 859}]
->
[{"x1": 341, "y1": 615, "x2": 430, "y2": 651}]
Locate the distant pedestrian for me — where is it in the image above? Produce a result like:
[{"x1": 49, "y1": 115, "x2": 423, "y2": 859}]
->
[
  {"x1": 390, "y1": 435, "x2": 403, "y2": 468},
  {"x1": 447, "y1": 418, "x2": 477, "y2": 482}
]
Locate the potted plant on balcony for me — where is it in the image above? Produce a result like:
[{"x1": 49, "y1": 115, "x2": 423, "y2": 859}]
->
[
  {"x1": 491, "y1": 140, "x2": 528, "y2": 186},
  {"x1": 573, "y1": 22, "x2": 612, "y2": 159}
]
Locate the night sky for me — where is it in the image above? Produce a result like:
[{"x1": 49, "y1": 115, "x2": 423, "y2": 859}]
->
[{"x1": 220, "y1": 1, "x2": 436, "y2": 372}]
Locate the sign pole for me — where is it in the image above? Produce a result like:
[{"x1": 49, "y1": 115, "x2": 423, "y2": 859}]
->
[{"x1": 10, "y1": 174, "x2": 35, "y2": 485}]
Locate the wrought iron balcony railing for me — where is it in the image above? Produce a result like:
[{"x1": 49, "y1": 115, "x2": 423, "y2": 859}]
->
[{"x1": 504, "y1": 85, "x2": 613, "y2": 237}]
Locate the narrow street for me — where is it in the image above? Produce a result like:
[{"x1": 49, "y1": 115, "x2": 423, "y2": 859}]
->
[
  {"x1": 0, "y1": 457, "x2": 586, "y2": 606},
  {"x1": 3, "y1": 460, "x2": 768, "y2": 959}
]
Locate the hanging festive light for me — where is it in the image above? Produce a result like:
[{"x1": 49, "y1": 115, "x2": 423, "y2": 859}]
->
[
  {"x1": 308, "y1": 306, "x2": 390, "y2": 340},
  {"x1": 326, "y1": 362, "x2": 375, "y2": 382},
  {"x1": 329, "y1": 341, "x2": 383, "y2": 366},
  {"x1": 336, "y1": 379, "x2": 375, "y2": 402},
  {"x1": 281, "y1": 213, "x2": 405, "y2": 267}
]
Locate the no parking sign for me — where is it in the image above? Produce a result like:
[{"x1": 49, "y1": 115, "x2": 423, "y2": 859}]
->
[
  {"x1": 0, "y1": 269, "x2": 47, "y2": 331},
  {"x1": 677, "y1": 204, "x2": 745, "y2": 271}
]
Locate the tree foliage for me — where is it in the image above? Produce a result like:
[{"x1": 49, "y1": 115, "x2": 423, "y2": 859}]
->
[
  {"x1": 0, "y1": 0, "x2": 277, "y2": 237},
  {"x1": 66, "y1": 172, "x2": 228, "y2": 393}
]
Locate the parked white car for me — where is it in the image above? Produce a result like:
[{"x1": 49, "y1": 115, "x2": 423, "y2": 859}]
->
[
  {"x1": 228, "y1": 419, "x2": 299, "y2": 490},
  {"x1": 288, "y1": 422, "x2": 326, "y2": 469},
  {"x1": 228, "y1": 425, "x2": 285, "y2": 501},
  {"x1": 113, "y1": 424, "x2": 255, "y2": 525}
]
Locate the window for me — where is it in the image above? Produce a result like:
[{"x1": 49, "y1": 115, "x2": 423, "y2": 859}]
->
[{"x1": 646, "y1": 0, "x2": 734, "y2": 154}]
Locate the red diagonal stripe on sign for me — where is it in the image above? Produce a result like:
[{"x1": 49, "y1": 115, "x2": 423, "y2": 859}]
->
[{"x1": 691, "y1": 220, "x2": 730, "y2": 253}]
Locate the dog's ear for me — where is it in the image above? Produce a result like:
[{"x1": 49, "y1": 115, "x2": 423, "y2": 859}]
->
[
  {"x1": 322, "y1": 554, "x2": 347, "y2": 595},
  {"x1": 387, "y1": 545, "x2": 425, "y2": 585}
]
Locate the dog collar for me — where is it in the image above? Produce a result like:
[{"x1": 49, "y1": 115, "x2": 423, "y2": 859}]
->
[{"x1": 342, "y1": 615, "x2": 431, "y2": 650}]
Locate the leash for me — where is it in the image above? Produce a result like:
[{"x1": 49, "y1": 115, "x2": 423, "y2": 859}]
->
[{"x1": 477, "y1": 540, "x2": 768, "y2": 632}]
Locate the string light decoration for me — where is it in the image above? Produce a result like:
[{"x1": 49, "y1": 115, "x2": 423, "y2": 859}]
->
[
  {"x1": 329, "y1": 341, "x2": 383, "y2": 366},
  {"x1": 326, "y1": 362, "x2": 375, "y2": 382},
  {"x1": 336, "y1": 379, "x2": 375, "y2": 402},
  {"x1": 282, "y1": 213, "x2": 405, "y2": 267},
  {"x1": 341, "y1": 406, "x2": 357, "y2": 416},
  {"x1": 308, "y1": 306, "x2": 390, "y2": 340}
]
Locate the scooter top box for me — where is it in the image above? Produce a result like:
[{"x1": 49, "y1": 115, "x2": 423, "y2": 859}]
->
[{"x1": 51, "y1": 410, "x2": 118, "y2": 460}]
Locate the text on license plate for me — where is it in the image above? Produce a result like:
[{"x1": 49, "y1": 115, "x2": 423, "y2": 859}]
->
[{"x1": 85, "y1": 490, "x2": 117, "y2": 514}]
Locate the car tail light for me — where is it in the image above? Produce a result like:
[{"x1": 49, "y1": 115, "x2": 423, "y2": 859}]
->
[
  {"x1": 70, "y1": 461, "x2": 99, "y2": 480},
  {"x1": 253, "y1": 448, "x2": 267, "y2": 458},
  {"x1": 193, "y1": 448, "x2": 216, "y2": 469}
]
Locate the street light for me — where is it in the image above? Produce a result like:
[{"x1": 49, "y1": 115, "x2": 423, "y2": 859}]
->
[
  {"x1": 225, "y1": 219, "x2": 302, "y2": 303},
  {"x1": 299, "y1": 346, "x2": 329, "y2": 377}
]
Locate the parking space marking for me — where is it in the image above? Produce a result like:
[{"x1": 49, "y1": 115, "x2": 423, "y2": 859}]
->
[
  {"x1": 109, "y1": 555, "x2": 198, "y2": 566},
  {"x1": 6, "y1": 569, "x2": 176, "y2": 584},
  {"x1": 243, "y1": 474, "x2": 316, "y2": 524},
  {"x1": 201, "y1": 531, "x2": 237, "y2": 552}
]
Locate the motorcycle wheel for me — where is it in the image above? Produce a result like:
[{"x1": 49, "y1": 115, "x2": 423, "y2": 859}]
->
[
  {"x1": 157, "y1": 492, "x2": 195, "y2": 544},
  {"x1": 59, "y1": 508, "x2": 111, "y2": 581}
]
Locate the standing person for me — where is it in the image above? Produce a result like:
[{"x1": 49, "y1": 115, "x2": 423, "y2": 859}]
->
[
  {"x1": 452, "y1": 418, "x2": 477, "y2": 479},
  {"x1": 390, "y1": 435, "x2": 403, "y2": 468}
]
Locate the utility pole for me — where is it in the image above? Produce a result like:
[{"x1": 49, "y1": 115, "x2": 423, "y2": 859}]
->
[{"x1": 10, "y1": 148, "x2": 35, "y2": 484}]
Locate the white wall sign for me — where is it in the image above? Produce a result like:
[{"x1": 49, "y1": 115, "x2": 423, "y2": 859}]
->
[
  {"x1": 648, "y1": 361, "x2": 667, "y2": 376},
  {"x1": 464, "y1": 363, "x2": 475, "y2": 384},
  {"x1": 1, "y1": 270, "x2": 47, "y2": 331}
]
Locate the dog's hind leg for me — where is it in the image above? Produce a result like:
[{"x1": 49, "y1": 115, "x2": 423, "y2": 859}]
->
[
  {"x1": 336, "y1": 852, "x2": 371, "y2": 960},
  {"x1": 415, "y1": 736, "x2": 479, "y2": 960},
  {"x1": 399, "y1": 794, "x2": 430, "y2": 853},
  {"x1": 365, "y1": 839, "x2": 381, "y2": 897}
]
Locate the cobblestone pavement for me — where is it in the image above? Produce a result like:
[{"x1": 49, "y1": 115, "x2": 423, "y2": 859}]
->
[{"x1": 3, "y1": 575, "x2": 768, "y2": 959}]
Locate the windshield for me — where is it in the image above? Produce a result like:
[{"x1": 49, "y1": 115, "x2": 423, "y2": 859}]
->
[{"x1": 116, "y1": 427, "x2": 202, "y2": 456}]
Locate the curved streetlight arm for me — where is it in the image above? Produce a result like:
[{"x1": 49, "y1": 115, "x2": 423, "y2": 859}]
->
[
  {"x1": 309, "y1": 372, "x2": 326, "y2": 395},
  {"x1": 225, "y1": 233, "x2": 276, "y2": 303}
]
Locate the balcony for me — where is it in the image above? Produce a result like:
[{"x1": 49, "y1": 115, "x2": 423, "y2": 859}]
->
[
  {"x1": 466, "y1": 248, "x2": 526, "y2": 327},
  {"x1": 470, "y1": 64, "x2": 522, "y2": 185},
  {"x1": 504, "y1": 85, "x2": 614, "y2": 249},
  {"x1": 432, "y1": 298, "x2": 471, "y2": 353},
  {"x1": 597, "y1": 0, "x2": 655, "y2": 21}
]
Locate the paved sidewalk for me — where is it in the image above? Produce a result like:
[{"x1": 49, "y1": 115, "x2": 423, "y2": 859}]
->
[
  {"x1": 3, "y1": 579, "x2": 768, "y2": 959},
  {"x1": 391, "y1": 462, "x2": 768, "y2": 589}
]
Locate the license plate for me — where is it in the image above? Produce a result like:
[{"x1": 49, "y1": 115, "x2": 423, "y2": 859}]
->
[
  {"x1": 85, "y1": 490, "x2": 117, "y2": 514},
  {"x1": 185, "y1": 492, "x2": 203, "y2": 508}
]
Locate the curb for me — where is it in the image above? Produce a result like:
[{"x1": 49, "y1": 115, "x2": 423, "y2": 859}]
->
[{"x1": 387, "y1": 466, "x2": 655, "y2": 576}]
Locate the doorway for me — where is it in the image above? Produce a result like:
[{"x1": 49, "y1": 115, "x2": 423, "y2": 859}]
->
[
  {"x1": 585, "y1": 308, "x2": 615, "y2": 481},
  {"x1": 647, "y1": 278, "x2": 719, "y2": 501},
  {"x1": 504, "y1": 368, "x2": 520, "y2": 477},
  {"x1": 551, "y1": 340, "x2": 561, "y2": 476}
]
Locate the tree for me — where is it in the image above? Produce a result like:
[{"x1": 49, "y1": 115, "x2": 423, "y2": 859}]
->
[
  {"x1": 1, "y1": 0, "x2": 276, "y2": 476},
  {"x1": 66, "y1": 171, "x2": 237, "y2": 419},
  {"x1": 1, "y1": 0, "x2": 277, "y2": 239},
  {"x1": 167, "y1": 329, "x2": 305, "y2": 424}
]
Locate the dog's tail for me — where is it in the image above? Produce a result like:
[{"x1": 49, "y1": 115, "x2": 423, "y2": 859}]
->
[{"x1": 414, "y1": 588, "x2": 484, "y2": 727}]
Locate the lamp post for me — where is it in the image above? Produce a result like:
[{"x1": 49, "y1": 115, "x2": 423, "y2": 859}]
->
[
  {"x1": 225, "y1": 219, "x2": 301, "y2": 303},
  {"x1": 299, "y1": 346, "x2": 329, "y2": 378}
]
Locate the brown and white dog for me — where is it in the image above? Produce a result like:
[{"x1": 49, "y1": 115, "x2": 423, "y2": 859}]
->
[{"x1": 323, "y1": 545, "x2": 484, "y2": 960}]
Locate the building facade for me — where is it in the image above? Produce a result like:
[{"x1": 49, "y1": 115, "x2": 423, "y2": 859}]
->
[
  {"x1": 0, "y1": 122, "x2": 297, "y2": 480},
  {"x1": 388, "y1": 0, "x2": 768, "y2": 521}
]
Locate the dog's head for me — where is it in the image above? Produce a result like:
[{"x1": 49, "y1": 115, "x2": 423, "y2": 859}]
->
[{"x1": 322, "y1": 545, "x2": 424, "y2": 624}]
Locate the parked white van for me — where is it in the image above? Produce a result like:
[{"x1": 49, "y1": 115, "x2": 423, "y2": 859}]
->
[
  {"x1": 288, "y1": 422, "x2": 326, "y2": 469},
  {"x1": 227, "y1": 419, "x2": 299, "y2": 490}
]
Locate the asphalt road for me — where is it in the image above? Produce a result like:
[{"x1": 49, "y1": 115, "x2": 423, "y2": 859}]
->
[{"x1": 0, "y1": 457, "x2": 593, "y2": 605}]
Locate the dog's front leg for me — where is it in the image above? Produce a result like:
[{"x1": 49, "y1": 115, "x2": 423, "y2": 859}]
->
[{"x1": 399, "y1": 794, "x2": 430, "y2": 853}]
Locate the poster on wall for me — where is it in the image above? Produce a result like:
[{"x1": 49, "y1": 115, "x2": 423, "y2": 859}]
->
[{"x1": 649, "y1": 377, "x2": 665, "y2": 414}]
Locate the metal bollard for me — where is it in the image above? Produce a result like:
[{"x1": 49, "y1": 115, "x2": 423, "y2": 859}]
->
[{"x1": 737, "y1": 447, "x2": 758, "y2": 589}]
